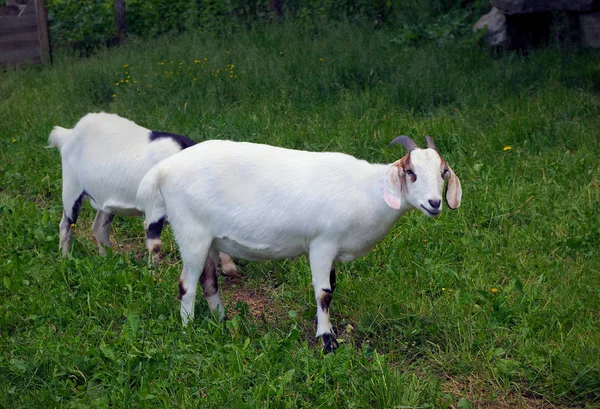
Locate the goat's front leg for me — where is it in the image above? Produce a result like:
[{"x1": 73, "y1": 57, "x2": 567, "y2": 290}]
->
[{"x1": 309, "y1": 243, "x2": 339, "y2": 353}]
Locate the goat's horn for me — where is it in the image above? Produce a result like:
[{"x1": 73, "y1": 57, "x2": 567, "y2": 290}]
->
[
  {"x1": 425, "y1": 135, "x2": 437, "y2": 150},
  {"x1": 387, "y1": 135, "x2": 418, "y2": 152}
]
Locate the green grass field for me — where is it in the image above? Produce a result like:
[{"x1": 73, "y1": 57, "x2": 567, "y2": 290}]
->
[{"x1": 1, "y1": 22, "x2": 599, "y2": 408}]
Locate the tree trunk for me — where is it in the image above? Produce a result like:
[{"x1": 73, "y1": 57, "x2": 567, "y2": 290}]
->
[{"x1": 115, "y1": 0, "x2": 126, "y2": 43}]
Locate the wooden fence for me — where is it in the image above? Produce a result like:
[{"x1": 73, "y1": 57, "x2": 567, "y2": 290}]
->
[{"x1": 0, "y1": 0, "x2": 51, "y2": 65}]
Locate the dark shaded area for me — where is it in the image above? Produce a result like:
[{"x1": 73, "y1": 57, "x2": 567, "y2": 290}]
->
[{"x1": 149, "y1": 131, "x2": 196, "y2": 150}]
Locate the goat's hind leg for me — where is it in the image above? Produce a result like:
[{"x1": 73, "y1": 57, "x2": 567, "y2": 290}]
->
[
  {"x1": 178, "y1": 240, "x2": 225, "y2": 325},
  {"x1": 59, "y1": 184, "x2": 85, "y2": 258},
  {"x1": 92, "y1": 210, "x2": 114, "y2": 256}
]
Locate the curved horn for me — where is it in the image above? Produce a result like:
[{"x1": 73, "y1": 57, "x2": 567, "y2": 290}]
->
[
  {"x1": 387, "y1": 135, "x2": 418, "y2": 152},
  {"x1": 425, "y1": 135, "x2": 437, "y2": 150}
]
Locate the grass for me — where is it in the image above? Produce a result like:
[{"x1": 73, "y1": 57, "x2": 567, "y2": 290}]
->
[{"x1": 1, "y1": 21, "x2": 599, "y2": 408}]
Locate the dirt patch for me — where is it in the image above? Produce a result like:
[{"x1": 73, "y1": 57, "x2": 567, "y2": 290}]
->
[
  {"x1": 443, "y1": 375, "x2": 570, "y2": 409},
  {"x1": 220, "y1": 280, "x2": 281, "y2": 323}
]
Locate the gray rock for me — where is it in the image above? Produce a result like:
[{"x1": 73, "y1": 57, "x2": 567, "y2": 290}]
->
[
  {"x1": 579, "y1": 11, "x2": 600, "y2": 47},
  {"x1": 473, "y1": 7, "x2": 509, "y2": 46},
  {"x1": 493, "y1": 0, "x2": 598, "y2": 14}
]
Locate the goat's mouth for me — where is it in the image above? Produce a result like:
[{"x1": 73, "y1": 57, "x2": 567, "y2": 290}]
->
[{"x1": 421, "y1": 205, "x2": 440, "y2": 217}]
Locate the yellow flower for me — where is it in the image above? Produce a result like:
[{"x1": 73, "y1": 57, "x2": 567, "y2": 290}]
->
[
  {"x1": 491, "y1": 288, "x2": 499, "y2": 293},
  {"x1": 11, "y1": 138, "x2": 16, "y2": 143},
  {"x1": 442, "y1": 287, "x2": 446, "y2": 291},
  {"x1": 71, "y1": 223, "x2": 75, "y2": 227},
  {"x1": 112, "y1": 94, "x2": 116, "y2": 98},
  {"x1": 226, "y1": 50, "x2": 230, "y2": 54},
  {"x1": 503, "y1": 146, "x2": 512, "y2": 151},
  {"x1": 423, "y1": 239, "x2": 428, "y2": 243},
  {"x1": 123, "y1": 63, "x2": 129, "y2": 68}
]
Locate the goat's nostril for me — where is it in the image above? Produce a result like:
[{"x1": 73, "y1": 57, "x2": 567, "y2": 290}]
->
[{"x1": 429, "y1": 199, "x2": 441, "y2": 209}]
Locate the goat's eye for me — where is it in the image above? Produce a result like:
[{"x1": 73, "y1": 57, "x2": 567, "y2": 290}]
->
[{"x1": 406, "y1": 169, "x2": 416, "y2": 181}]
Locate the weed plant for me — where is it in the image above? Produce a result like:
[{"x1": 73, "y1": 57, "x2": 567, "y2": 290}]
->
[{"x1": 0, "y1": 21, "x2": 599, "y2": 408}]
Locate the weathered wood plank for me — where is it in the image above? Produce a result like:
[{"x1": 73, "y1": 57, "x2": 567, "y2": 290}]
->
[
  {"x1": 0, "y1": 39, "x2": 39, "y2": 52},
  {"x1": 0, "y1": 29, "x2": 38, "y2": 44},
  {"x1": 34, "y1": 0, "x2": 50, "y2": 63},
  {"x1": 0, "y1": 44, "x2": 40, "y2": 64},
  {"x1": 0, "y1": 16, "x2": 37, "y2": 34}
]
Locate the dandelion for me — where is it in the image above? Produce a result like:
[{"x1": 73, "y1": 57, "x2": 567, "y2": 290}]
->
[
  {"x1": 11, "y1": 138, "x2": 16, "y2": 143},
  {"x1": 226, "y1": 50, "x2": 230, "y2": 54},
  {"x1": 423, "y1": 239, "x2": 428, "y2": 243},
  {"x1": 112, "y1": 94, "x2": 116, "y2": 98},
  {"x1": 319, "y1": 57, "x2": 324, "y2": 61},
  {"x1": 442, "y1": 287, "x2": 446, "y2": 291},
  {"x1": 71, "y1": 223, "x2": 75, "y2": 227},
  {"x1": 503, "y1": 146, "x2": 512, "y2": 151},
  {"x1": 491, "y1": 288, "x2": 499, "y2": 293},
  {"x1": 279, "y1": 51, "x2": 283, "y2": 55},
  {"x1": 123, "y1": 63, "x2": 129, "y2": 68}
]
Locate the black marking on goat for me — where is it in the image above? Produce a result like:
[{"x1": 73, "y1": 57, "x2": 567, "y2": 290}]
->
[
  {"x1": 322, "y1": 332, "x2": 339, "y2": 353},
  {"x1": 68, "y1": 191, "x2": 87, "y2": 224},
  {"x1": 330, "y1": 266, "x2": 336, "y2": 293},
  {"x1": 178, "y1": 280, "x2": 187, "y2": 300},
  {"x1": 147, "y1": 216, "x2": 166, "y2": 240},
  {"x1": 149, "y1": 131, "x2": 196, "y2": 150},
  {"x1": 320, "y1": 291, "x2": 332, "y2": 313},
  {"x1": 103, "y1": 213, "x2": 115, "y2": 226},
  {"x1": 152, "y1": 244, "x2": 161, "y2": 254},
  {"x1": 200, "y1": 257, "x2": 218, "y2": 298}
]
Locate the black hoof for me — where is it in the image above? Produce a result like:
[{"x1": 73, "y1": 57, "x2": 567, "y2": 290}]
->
[{"x1": 321, "y1": 333, "x2": 339, "y2": 353}]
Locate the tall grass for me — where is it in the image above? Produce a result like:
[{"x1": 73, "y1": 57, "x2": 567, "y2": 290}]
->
[{"x1": 0, "y1": 22, "x2": 598, "y2": 407}]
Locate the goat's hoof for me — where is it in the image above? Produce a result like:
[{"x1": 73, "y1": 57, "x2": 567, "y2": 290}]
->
[{"x1": 321, "y1": 333, "x2": 339, "y2": 353}]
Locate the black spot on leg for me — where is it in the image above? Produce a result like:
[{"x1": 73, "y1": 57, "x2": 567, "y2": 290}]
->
[
  {"x1": 320, "y1": 290, "x2": 332, "y2": 313},
  {"x1": 330, "y1": 266, "x2": 336, "y2": 293},
  {"x1": 149, "y1": 131, "x2": 196, "y2": 150},
  {"x1": 147, "y1": 216, "x2": 166, "y2": 240},
  {"x1": 200, "y1": 258, "x2": 218, "y2": 298},
  {"x1": 178, "y1": 280, "x2": 187, "y2": 300}
]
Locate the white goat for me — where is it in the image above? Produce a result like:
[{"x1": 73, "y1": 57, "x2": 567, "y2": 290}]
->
[
  {"x1": 136, "y1": 135, "x2": 462, "y2": 351},
  {"x1": 47, "y1": 112, "x2": 239, "y2": 277}
]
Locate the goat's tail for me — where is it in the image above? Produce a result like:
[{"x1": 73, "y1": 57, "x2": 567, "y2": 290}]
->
[
  {"x1": 47, "y1": 126, "x2": 72, "y2": 150},
  {"x1": 136, "y1": 164, "x2": 167, "y2": 229}
]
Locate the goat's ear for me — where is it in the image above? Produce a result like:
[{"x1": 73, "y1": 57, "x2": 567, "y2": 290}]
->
[
  {"x1": 383, "y1": 161, "x2": 403, "y2": 210},
  {"x1": 444, "y1": 165, "x2": 462, "y2": 210}
]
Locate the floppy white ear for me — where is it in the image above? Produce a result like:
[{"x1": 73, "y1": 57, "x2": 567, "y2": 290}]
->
[
  {"x1": 382, "y1": 162, "x2": 403, "y2": 210},
  {"x1": 444, "y1": 166, "x2": 462, "y2": 210}
]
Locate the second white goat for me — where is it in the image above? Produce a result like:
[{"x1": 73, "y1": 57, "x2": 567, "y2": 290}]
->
[
  {"x1": 137, "y1": 135, "x2": 462, "y2": 351},
  {"x1": 48, "y1": 112, "x2": 239, "y2": 277}
]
